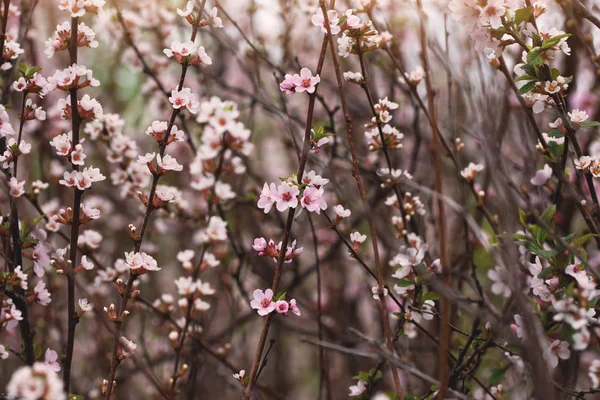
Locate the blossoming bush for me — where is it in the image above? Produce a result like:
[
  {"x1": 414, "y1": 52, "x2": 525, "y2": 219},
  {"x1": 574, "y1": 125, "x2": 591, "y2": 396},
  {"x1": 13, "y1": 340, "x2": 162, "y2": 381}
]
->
[{"x1": 1, "y1": 0, "x2": 600, "y2": 399}]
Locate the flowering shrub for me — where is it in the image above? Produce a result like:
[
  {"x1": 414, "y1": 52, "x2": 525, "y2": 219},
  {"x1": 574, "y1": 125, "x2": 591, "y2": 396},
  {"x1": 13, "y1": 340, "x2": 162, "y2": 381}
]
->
[{"x1": 1, "y1": 0, "x2": 600, "y2": 399}]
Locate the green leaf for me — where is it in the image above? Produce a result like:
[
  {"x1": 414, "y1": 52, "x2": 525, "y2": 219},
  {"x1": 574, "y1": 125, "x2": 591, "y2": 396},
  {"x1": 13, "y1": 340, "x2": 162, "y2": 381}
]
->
[
  {"x1": 580, "y1": 121, "x2": 600, "y2": 127},
  {"x1": 274, "y1": 291, "x2": 286, "y2": 301},
  {"x1": 541, "y1": 33, "x2": 571, "y2": 50},
  {"x1": 541, "y1": 204, "x2": 556, "y2": 226},
  {"x1": 422, "y1": 291, "x2": 440, "y2": 302},
  {"x1": 488, "y1": 367, "x2": 506, "y2": 385},
  {"x1": 515, "y1": 74, "x2": 538, "y2": 82},
  {"x1": 69, "y1": 395, "x2": 85, "y2": 400},
  {"x1": 396, "y1": 279, "x2": 415, "y2": 288},
  {"x1": 574, "y1": 233, "x2": 597, "y2": 248},
  {"x1": 526, "y1": 49, "x2": 544, "y2": 67},
  {"x1": 353, "y1": 371, "x2": 370, "y2": 382},
  {"x1": 34, "y1": 343, "x2": 43, "y2": 360},
  {"x1": 514, "y1": 6, "x2": 533, "y2": 26},
  {"x1": 548, "y1": 129, "x2": 564, "y2": 138},
  {"x1": 519, "y1": 209, "x2": 527, "y2": 227},
  {"x1": 537, "y1": 266, "x2": 554, "y2": 279},
  {"x1": 518, "y1": 80, "x2": 537, "y2": 95},
  {"x1": 522, "y1": 64, "x2": 538, "y2": 77}
]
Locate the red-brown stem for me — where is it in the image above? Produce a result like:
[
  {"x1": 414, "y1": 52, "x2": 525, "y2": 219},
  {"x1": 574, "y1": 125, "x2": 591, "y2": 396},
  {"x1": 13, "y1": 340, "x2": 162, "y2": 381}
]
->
[
  {"x1": 63, "y1": 17, "x2": 82, "y2": 393},
  {"x1": 169, "y1": 140, "x2": 227, "y2": 394},
  {"x1": 414, "y1": 1, "x2": 451, "y2": 398},
  {"x1": 319, "y1": 4, "x2": 403, "y2": 397},
  {"x1": 103, "y1": 4, "x2": 205, "y2": 398},
  {"x1": 6, "y1": 89, "x2": 35, "y2": 365},
  {"x1": 241, "y1": 24, "x2": 330, "y2": 400},
  {"x1": 0, "y1": 0, "x2": 10, "y2": 69}
]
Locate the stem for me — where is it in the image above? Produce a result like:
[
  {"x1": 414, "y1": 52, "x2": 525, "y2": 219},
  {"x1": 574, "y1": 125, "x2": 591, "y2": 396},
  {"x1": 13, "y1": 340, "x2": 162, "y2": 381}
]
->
[
  {"x1": 319, "y1": 3, "x2": 403, "y2": 397},
  {"x1": 241, "y1": 23, "x2": 330, "y2": 400},
  {"x1": 103, "y1": 3, "x2": 205, "y2": 397},
  {"x1": 414, "y1": 1, "x2": 451, "y2": 397},
  {"x1": 63, "y1": 17, "x2": 82, "y2": 393},
  {"x1": 7, "y1": 89, "x2": 34, "y2": 365}
]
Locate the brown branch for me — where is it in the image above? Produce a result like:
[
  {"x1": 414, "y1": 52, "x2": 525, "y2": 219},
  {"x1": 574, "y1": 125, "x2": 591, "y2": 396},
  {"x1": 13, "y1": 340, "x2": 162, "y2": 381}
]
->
[{"x1": 319, "y1": 2, "x2": 402, "y2": 397}]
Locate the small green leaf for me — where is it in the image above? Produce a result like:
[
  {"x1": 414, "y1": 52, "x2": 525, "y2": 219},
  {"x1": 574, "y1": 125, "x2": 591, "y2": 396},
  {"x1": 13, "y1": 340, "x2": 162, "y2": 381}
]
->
[
  {"x1": 396, "y1": 279, "x2": 415, "y2": 288},
  {"x1": 274, "y1": 291, "x2": 286, "y2": 301},
  {"x1": 541, "y1": 33, "x2": 571, "y2": 50},
  {"x1": 422, "y1": 291, "x2": 440, "y2": 302},
  {"x1": 526, "y1": 49, "x2": 544, "y2": 67},
  {"x1": 519, "y1": 209, "x2": 527, "y2": 227},
  {"x1": 518, "y1": 80, "x2": 537, "y2": 95},
  {"x1": 574, "y1": 233, "x2": 597, "y2": 248},
  {"x1": 548, "y1": 129, "x2": 564, "y2": 138},
  {"x1": 514, "y1": 6, "x2": 533, "y2": 26},
  {"x1": 488, "y1": 367, "x2": 506, "y2": 385},
  {"x1": 580, "y1": 121, "x2": 600, "y2": 127},
  {"x1": 537, "y1": 266, "x2": 554, "y2": 279},
  {"x1": 34, "y1": 343, "x2": 43, "y2": 360},
  {"x1": 541, "y1": 204, "x2": 556, "y2": 226}
]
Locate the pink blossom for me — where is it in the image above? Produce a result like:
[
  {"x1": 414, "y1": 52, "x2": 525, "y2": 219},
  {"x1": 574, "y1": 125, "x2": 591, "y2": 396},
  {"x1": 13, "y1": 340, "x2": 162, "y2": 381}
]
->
[
  {"x1": 9, "y1": 177, "x2": 25, "y2": 197},
  {"x1": 289, "y1": 299, "x2": 301, "y2": 316},
  {"x1": 274, "y1": 182, "x2": 299, "y2": 212},
  {"x1": 311, "y1": 8, "x2": 340, "y2": 35},
  {"x1": 250, "y1": 289, "x2": 276, "y2": 316},
  {"x1": 274, "y1": 300, "x2": 289, "y2": 315},
  {"x1": 44, "y1": 349, "x2": 61, "y2": 372},
  {"x1": 292, "y1": 68, "x2": 320, "y2": 94},
  {"x1": 300, "y1": 186, "x2": 327, "y2": 214}
]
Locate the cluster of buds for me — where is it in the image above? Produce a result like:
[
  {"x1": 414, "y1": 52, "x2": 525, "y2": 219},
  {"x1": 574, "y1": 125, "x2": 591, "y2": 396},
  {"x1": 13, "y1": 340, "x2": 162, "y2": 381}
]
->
[
  {"x1": 574, "y1": 156, "x2": 600, "y2": 177},
  {"x1": 52, "y1": 203, "x2": 100, "y2": 225},
  {"x1": 104, "y1": 303, "x2": 129, "y2": 323},
  {"x1": 365, "y1": 124, "x2": 404, "y2": 151},
  {"x1": 49, "y1": 64, "x2": 100, "y2": 91},
  {"x1": 377, "y1": 168, "x2": 412, "y2": 189},
  {"x1": 252, "y1": 238, "x2": 304, "y2": 263},
  {"x1": 145, "y1": 121, "x2": 185, "y2": 145},
  {"x1": 59, "y1": 0, "x2": 105, "y2": 18},
  {"x1": 19, "y1": 99, "x2": 46, "y2": 121},
  {"x1": 57, "y1": 94, "x2": 103, "y2": 120},
  {"x1": 0, "y1": 138, "x2": 31, "y2": 168},
  {"x1": 2, "y1": 40, "x2": 24, "y2": 62},
  {"x1": 164, "y1": 40, "x2": 212, "y2": 65},
  {"x1": 45, "y1": 21, "x2": 98, "y2": 58},
  {"x1": 59, "y1": 167, "x2": 106, "y2": 190},
  {"x1": 13, "y1": 71, "x2": 51, "y2": 96},
  {"x1": 178, "y1": 2, "x2": 223, "y2": 28}
]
